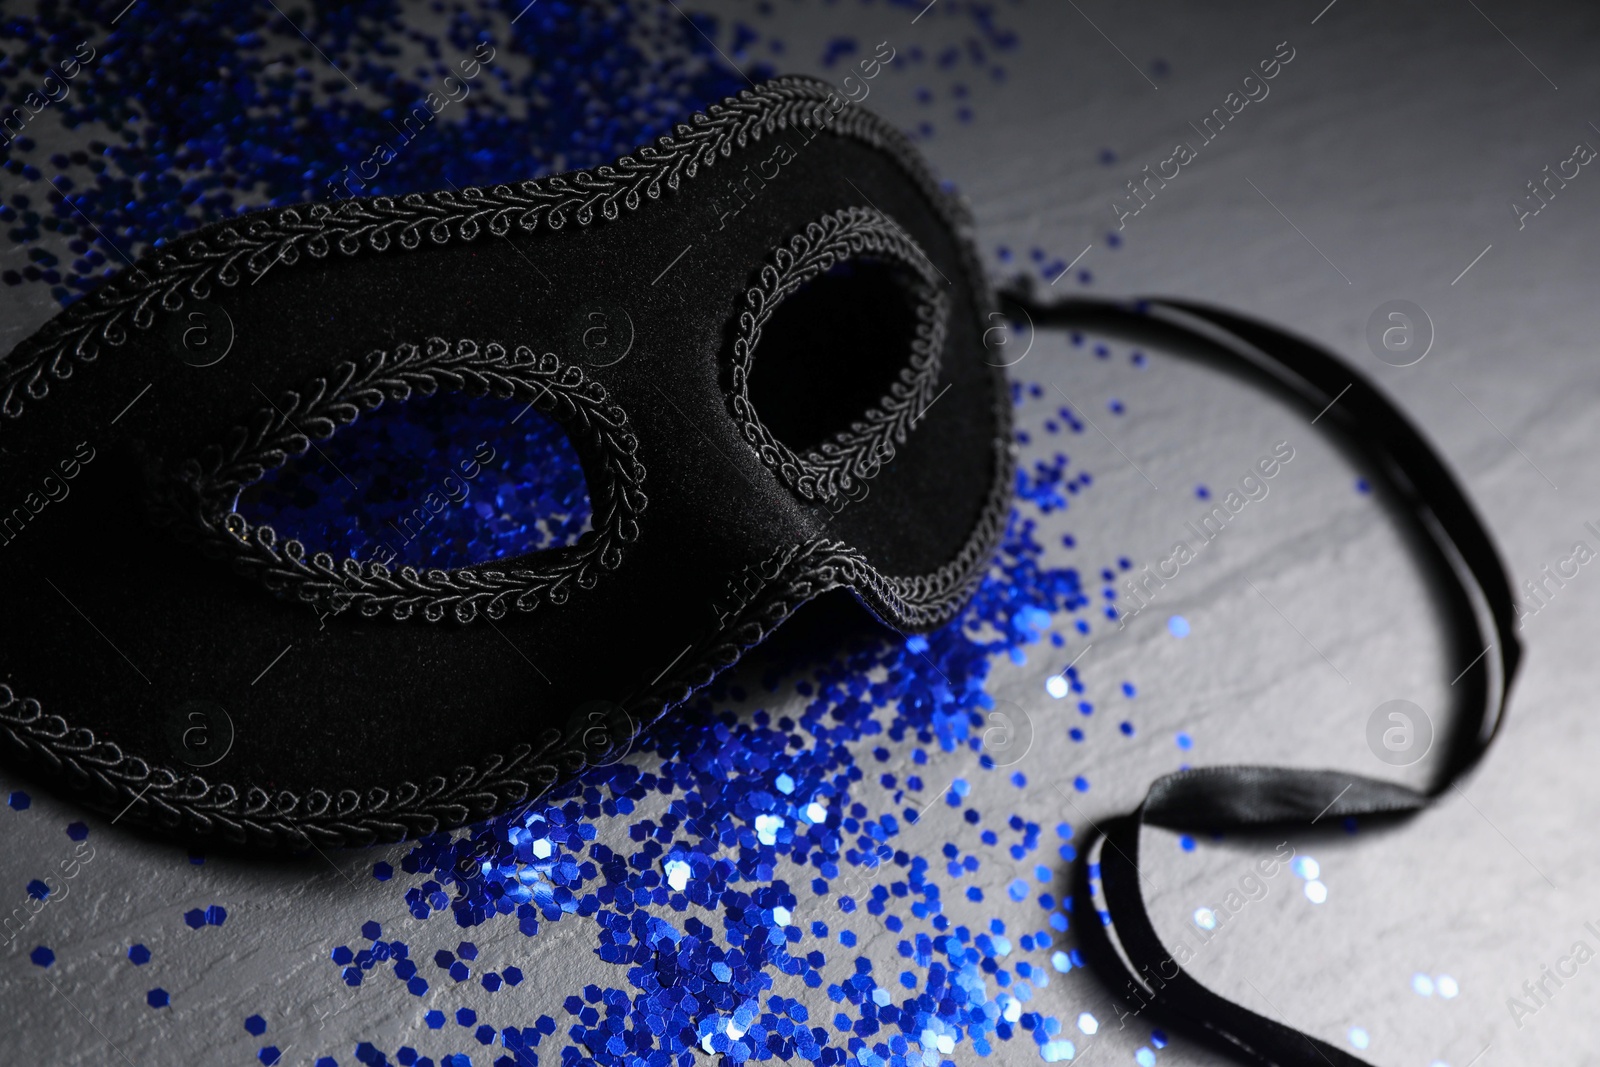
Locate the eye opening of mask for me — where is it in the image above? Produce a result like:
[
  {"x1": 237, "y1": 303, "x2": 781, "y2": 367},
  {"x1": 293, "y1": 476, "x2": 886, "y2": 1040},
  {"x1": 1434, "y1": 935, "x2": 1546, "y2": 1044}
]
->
[
  {"x1": 729, "y1": 205, "x2": 950, "y2": 507},
  {"x1": 149, "y1": 338, "x2": 646, "y2": 624},
  {"x1": 747, "y1": 257, "x2": 925, "y2": 454},
  {"x1": 232, "y1": 389, "x2": 593, "y2": 572}
]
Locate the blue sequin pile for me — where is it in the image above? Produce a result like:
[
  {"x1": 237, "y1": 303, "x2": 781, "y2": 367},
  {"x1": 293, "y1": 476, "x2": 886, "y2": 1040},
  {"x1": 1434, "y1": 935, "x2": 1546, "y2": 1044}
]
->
[
  {"x1": 295, "y1": 376, "x2": 1162, "y2": 1067},
  {"x1": 237, "y1": 392, "x2": 592, "y2": 569},
  {"x1": 0, "y1": 0, "x2": 752, "y2": 306}
]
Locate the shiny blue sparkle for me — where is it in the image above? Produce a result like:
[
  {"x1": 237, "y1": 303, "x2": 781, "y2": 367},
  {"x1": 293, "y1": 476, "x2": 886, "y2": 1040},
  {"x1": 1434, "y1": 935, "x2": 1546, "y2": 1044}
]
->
[{"x1": 238, "y1": 393, "x2": 591, "y2": 571}]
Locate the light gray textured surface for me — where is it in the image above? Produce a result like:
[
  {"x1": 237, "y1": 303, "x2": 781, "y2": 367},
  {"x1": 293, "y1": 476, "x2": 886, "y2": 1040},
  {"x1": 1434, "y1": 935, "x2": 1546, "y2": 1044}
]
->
[{"x1": 4, "y1": 2, "x2": 1599, "y2": 1065}]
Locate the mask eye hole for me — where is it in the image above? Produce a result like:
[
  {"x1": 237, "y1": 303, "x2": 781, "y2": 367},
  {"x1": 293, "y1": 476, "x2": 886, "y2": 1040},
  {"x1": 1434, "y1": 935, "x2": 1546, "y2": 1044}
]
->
[
  {"x1": 746, "y1": 257, "x2": 922, "y2": 453},
  {"x1": 235, "y1": 392, "x2": 592, "y2": 570}
]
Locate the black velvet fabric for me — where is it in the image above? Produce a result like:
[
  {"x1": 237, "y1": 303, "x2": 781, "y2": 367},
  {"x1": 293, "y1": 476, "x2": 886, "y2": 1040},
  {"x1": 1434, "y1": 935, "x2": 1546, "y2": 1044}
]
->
[{"x1": 0, "y1": 77, "x2": 1010, "y2": 848}]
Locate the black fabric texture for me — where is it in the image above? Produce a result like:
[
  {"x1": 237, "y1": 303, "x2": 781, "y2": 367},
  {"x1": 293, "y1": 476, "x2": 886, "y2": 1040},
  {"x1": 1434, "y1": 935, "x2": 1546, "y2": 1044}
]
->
[{"x1": 0, "y1": 78, "x2": 1012, "y2": 849}]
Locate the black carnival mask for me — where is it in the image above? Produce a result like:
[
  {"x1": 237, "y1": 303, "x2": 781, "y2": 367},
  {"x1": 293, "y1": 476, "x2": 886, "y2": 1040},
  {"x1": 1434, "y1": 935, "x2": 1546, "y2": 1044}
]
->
[
  {"x1": 0, "y1": 76, "x2": 1012, "y2": 849},
  {"x1": 0, "y1": 65, "x2": 1532, "y2": 1067}
]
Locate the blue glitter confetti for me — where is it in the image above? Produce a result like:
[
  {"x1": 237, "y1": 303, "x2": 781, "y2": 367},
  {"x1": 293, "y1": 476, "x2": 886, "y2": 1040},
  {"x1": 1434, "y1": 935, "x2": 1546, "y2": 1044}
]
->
[
  {"x1": 0, "y1": 0, "x2": 762, "y2": 307},
  {"x1": 239, "y1": 393, "x2": 592, "y2": 570},
  {"x1": 337, "y1": 395, "x2": 1131, "y2": 1066}
]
